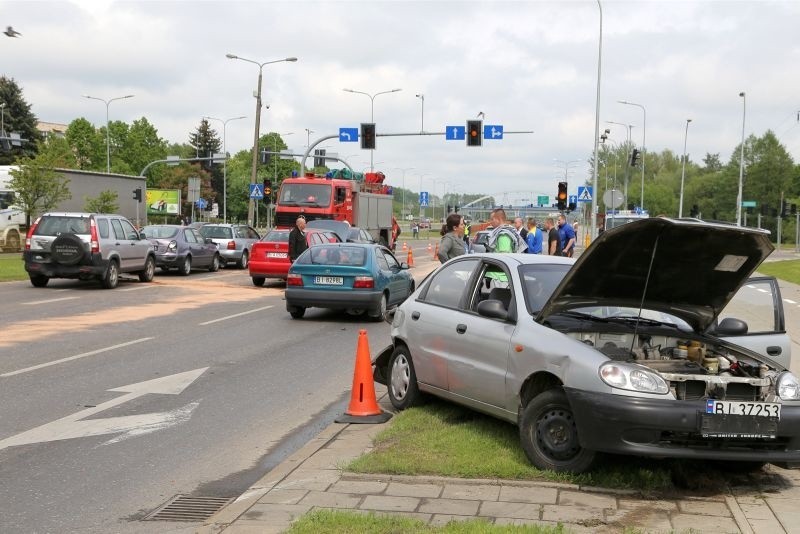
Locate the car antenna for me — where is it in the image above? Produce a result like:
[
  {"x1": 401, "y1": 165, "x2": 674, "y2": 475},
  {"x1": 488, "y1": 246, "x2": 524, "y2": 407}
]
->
[{"x1": 629, "y1": 232, "x2": 661, "y2": 356}]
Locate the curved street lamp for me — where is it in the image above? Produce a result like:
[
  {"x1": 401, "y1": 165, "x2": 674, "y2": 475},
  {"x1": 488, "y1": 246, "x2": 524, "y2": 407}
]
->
[
  {"x1": 618, "y1": 100, "x2": 646, "y2": 210},
  {"x1": 204, "y1": 115, "x2": 246, "y2": 223},
  {"x1": 82, "y1": 94, "x2": 135, "y2": 172},
  {"x1": 226, "y1": 53, "x2": 297, "y2": 225}
]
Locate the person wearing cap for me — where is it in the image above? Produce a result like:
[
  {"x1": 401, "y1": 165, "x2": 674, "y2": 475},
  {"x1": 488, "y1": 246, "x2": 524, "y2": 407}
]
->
[{"x1": 288, "y1": 216, "x2": 308, "y2": 262}]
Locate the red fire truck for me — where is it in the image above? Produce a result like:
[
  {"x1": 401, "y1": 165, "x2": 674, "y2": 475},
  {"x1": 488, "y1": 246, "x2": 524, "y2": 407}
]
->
[{"x1": 274, "y1": 170, "x2": 398, "y2": 248}]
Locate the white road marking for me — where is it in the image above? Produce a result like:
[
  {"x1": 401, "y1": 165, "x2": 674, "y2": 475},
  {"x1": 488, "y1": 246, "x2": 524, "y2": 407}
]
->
[
  {"x1": 0, "y1": 337, "x2": 154, "y2": 378},
  {"x1": 0, "y1": 368, "x2": 207, "y2": 450},
  {"x1": 785, "y1": 299, "x2": 797, "y2": 304},
  {"x1": 118, "y1": 285, "x2": 159, "y2": 292},
  {"x1": 23, "y1": 296, "x2": 80, "y2": 305},
  {"x1": 199, "y1": 305, "x2": 274, "y2": 325}
]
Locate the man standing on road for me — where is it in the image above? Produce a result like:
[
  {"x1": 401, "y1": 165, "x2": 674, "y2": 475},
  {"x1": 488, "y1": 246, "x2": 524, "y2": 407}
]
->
[
  {"x1": 514, "y1": 217, "x2": 528, "y2": 240},
  {"x1": 487, "y1": 208, "x2": 527, "y2": 253},
  {"x1": 288, "y1": 216, "x2": 308, "y2": 262},
  {"x1": 544, "y1": 218, "x2": 562, "y2": 256},
  {"x1": 558, "y1": 214, "x2": 576, "y2": 257}
]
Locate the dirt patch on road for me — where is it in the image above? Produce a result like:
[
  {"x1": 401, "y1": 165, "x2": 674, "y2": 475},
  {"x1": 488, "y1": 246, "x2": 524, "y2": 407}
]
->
[{"x1": 1, "y1": 277, "x2": 284, "y2": 348}]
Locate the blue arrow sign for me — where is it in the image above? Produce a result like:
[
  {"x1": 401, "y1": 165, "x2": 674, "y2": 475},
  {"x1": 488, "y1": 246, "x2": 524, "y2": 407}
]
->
[
  {"x1": 195, "y1": 198, "x2": 207, "y2": 209},
  {"x1": 568, "y1": 195, "x2": 578, "y2": 206},
  {"x1": 445, "y1": 126, "x2": 466, "y2": 140},
  {"x1": 419, "y1": 191, "x2": 429, "y2": 207},
  {"x1": 249, "y1": 183, "x2": 264, "y2": 199},
  {"x1": 339, "y1": 127, "x2": 359, "y2": 142},
  {"x1": 577, "y1": 186, "x2": 593, "y2": 202},
  {"x1": 484, "y1": 125, "x2": 503, "y2": 139}
]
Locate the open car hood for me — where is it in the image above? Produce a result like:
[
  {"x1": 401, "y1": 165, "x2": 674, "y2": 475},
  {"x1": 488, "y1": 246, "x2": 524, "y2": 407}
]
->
[
  {"x1": 305, "y1": 219, "x2": 351, "y2": 242},
  {"x1": 538, "y1": 218, "x2": 774, "y2": 331}
]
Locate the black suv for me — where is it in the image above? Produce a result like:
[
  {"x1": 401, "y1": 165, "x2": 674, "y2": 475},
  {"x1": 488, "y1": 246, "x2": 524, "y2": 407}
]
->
[{"x1": 23, "y1": 212, "x2": 156, "y2": 289}]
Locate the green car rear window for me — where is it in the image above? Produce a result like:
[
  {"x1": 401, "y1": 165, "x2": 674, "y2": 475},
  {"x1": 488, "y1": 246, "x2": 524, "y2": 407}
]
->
[{"x1": 301, "y1": 246, "x2": 367, "y2": 266}]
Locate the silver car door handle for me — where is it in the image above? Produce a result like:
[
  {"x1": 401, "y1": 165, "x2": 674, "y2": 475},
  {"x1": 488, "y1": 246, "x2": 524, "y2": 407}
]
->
[
  {"x1": 767, "y1": 346, "x2": 782, "y2": 356},
  {"x1": 456, "y1": 324, "x2": 467, "y2": 334},
  {"x1": 411, "y1": 311, "x2": 420, "y2": 320}
]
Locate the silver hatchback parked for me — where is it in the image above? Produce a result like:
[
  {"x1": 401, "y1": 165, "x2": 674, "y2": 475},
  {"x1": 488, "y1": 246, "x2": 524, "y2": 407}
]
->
[
  {"x1": 23, "y1": 212, "x2": 156, "y2": 289},
  {"x1": 199, "y1": 224, "x2": 261, "y2": 268}
]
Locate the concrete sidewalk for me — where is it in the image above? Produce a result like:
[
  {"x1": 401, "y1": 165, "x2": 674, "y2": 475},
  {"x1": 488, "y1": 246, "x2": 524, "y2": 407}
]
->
[{"x1": 200, "y1": 394, "x2": 800, "y2": 534}]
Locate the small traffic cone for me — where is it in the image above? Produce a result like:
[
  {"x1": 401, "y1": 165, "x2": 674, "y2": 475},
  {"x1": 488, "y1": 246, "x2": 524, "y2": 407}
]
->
[
  {"x1": 402, "y1": 242, "x2": 408, "y2": 251},
  {"x1": 407, "y1": 248, "x2": 414, "y2": 267},
  {"x1": 336, "y1": 330, "x2": 392, "y2": 424},
  {"x1": 434, "y1": 243, "x2": 439, "y2": 259}
]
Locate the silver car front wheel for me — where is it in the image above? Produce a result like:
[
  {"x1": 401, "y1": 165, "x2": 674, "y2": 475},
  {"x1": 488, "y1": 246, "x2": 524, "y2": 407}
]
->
[{"x1": 387, "y1": 345, "x2": 422, "y2": 410}]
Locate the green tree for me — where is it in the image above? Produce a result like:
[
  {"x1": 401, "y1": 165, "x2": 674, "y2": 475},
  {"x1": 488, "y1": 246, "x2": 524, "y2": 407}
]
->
[
  {"x1": 122, "y1": 117, "x2": 168, "y2": 180},
  {"x1": 8, "y1": 141, "x2": 72, "y2": 225},
  {"x1": 84, "y1": 190, "x2": 119, "y2": 213},
  {"x1": 0, "y1": 76, "x2": 42, "y2": 164},
  {"x1": 65, "y1": 118, "x2": 103, "y2": 169}
]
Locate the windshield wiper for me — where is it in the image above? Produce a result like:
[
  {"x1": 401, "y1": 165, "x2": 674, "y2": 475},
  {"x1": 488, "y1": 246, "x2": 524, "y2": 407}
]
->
[
  {"x1": 552, "y1": 311, "x2": 611, "y2": 323},
  {"x1": 604, "y1": 316, "x2": 677, "y2": 328}
]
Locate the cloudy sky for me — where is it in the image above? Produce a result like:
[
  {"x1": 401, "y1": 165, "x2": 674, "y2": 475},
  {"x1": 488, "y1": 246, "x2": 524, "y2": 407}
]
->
[{"x1": 3, "y1": 0, "x2": 800, "y2": 203}]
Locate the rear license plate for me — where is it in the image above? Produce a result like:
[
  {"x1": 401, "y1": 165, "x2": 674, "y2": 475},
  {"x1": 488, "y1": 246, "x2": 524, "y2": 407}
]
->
[
  {"x1": 706, "y1": 400, "x2": 781, "y2": 419},
  {"x1": 267, "y1": 252, "x2": 287, "y2": 258},
  {"x1": 314, "y1": 276, "x2": 343, "y2": 285}
]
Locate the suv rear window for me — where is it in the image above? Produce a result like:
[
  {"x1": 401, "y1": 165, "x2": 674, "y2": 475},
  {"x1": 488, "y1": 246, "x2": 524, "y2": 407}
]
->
[{"x1": 35, "y1": 216, "x2": 91, "y2": 236}]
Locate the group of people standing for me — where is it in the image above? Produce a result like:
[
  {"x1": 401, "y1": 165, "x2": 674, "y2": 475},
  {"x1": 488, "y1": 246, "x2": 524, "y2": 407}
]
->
[{"x1": 437, "y1": 208, "x2": 577, "y2": 264}]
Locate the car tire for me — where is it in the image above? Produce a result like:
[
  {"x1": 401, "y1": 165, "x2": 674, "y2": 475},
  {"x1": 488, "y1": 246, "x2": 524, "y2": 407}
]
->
[
  {"x1": 209, "y1": 254, "x2": 220, "y2": 272},
  {"x1": 29, "y1": 274, "x2": 49, "y2": 287},
  {"x1": 368, "y1": 293, "x2": 388, "y2": 321},
  {"x1": 237, "y1": 250, "x2": 249, "y2": 269},
  {"x1": 138, "y1": 256, "x2": 155, "y2": 282},
  {"x1": 51, "y1": 233, "x2": 86, "y2": 265},
  {"x1": 387, "y1": 345, "x2": 423, "y2": 410},
  {"x1": 179, "y1": 255, "x2": 192, "y2": 276},
  {"x1": 519, "y1": 388, "x2": 596, "y2": 473},
  {"x1": 252, "y1": 276, "x2": 265, "y2": 287},
  {"x1": 101, "y1": 260, "x2": 119, "y2": 289},
  {"x1": 288, "y1": 306, "x2": 305, "y2": 319}
]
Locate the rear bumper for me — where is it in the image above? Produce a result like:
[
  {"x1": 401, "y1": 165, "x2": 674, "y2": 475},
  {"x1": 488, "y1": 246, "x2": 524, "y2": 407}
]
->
[
  {"x1": 249, "y1": 260, "x2": 290, "y2": 279},
  {"x1": 24, "y1": 252, "x2": 108, "y2": 279},
  {"x1": 219, "y1": 249, "x2": 242, "y2": 261},
  {"x1": 285, "y1": 287, "x2": 383, "y2": 310},
  {"x1": 566, "y1": 388, "x2": 800, "y2": 462}
]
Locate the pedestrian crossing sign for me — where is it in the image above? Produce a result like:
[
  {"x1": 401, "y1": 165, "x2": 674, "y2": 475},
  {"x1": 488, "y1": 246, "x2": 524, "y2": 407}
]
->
[{"x1": 577, "y1": 186, "x2": 592, "y2": 202}]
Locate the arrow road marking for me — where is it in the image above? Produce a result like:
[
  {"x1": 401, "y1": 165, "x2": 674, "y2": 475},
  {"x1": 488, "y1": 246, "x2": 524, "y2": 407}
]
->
[{"x1": 0, "y1": 367, "x2": 208, "y2": 450}]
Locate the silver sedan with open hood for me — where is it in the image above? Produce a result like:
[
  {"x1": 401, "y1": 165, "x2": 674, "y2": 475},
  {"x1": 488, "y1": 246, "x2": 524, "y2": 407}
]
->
[{"x1": 373, "y1": 218, "x2": 796, "y2": 473}]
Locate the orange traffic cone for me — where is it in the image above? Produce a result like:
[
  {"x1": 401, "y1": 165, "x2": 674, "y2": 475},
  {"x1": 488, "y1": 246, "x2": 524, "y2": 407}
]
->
[
  {"x1": 407, "y1": 248, "x2": 414, "y2": 267},
  {"x1": 335, "y1": 330, "x2": 392, "y2": 424},
  {"x1": 402, "y1": 242, "x2": 408, "y2": 251},
  {"x1": 434, "y1": 243, "x2": 439, "y2": 259}
]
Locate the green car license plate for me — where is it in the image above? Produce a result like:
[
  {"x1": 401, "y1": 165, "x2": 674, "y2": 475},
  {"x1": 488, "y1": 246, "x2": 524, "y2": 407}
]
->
[{"x1": 315, "y1": 276, "x2": 343, "y2": 285}]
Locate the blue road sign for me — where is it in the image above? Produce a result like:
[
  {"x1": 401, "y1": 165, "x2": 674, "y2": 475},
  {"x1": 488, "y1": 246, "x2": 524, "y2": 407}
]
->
[
  {"x1": 339, "y1": 127, "x2": 359, "y2": 142},
  {"x1": 483, "y1": 125, "x2": 504, "y2": 140},
  {"x1": 577, "y1": 186, "x2": 593, "y2": 202},
  {"x1": 419, "y1": 191, "x2": 429, "y2": 207},
  {"x1": 568, "y1": 195, "x2": 578, "y2": 206},
  {"x1": 445, "y1": 126, "x2": 466, "y2": 140},
  {"x1": 195, "y1": 198, "x2": 207, "y2": 209},
  {"x1": 249, "y1": 183, "x2": 264, "y2": 199}
]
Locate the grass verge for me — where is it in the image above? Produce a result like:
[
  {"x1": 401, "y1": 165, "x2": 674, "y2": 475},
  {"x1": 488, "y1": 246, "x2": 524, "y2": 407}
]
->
[
  {"x1": 287, "y1": 509, "x2": 566, "y2": 533},
  {"x1": 346, "y1": 399, "x2": 673, "y2": 493},
  {"x1": 758, "y1": 259, "x2": 800, "y2": 285},
  {"x1": 0, "y1": 254, "x2": 26, "y2": 282}
]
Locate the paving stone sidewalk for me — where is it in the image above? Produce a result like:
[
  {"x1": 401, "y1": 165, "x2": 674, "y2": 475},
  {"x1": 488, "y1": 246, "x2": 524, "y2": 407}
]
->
[{"x1": 199, "y1": 394, "x2": 800, "y2": 534}]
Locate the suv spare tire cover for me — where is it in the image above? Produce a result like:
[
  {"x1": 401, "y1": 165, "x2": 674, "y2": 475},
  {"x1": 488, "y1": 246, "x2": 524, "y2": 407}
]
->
[{"x1": 51, "y1": 233, "x2": 87, "y2": 265}]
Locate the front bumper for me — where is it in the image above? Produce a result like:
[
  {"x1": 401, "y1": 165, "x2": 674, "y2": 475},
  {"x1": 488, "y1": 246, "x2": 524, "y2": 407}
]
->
[
  {"x1": 566, "y1": 388, "x2": 800, "y2": 462},
  {"x1": 154, "y1": 252, "x2": 183, "y2": 267},
  {"x1": 285, "y1": 287, "x2": 383, "y2": 310}
]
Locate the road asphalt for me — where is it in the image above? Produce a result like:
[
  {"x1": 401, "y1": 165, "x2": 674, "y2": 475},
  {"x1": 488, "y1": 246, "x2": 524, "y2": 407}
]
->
[{"x1": 197, "y1": 244, "x2": 800, "y2": 534}]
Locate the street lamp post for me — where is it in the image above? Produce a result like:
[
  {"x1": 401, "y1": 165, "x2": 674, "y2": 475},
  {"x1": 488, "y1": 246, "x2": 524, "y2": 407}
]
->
[
  {"x1": 618, "y1": 100, "x2": 646, "y2": 210},
  {"x1": 591, "y1": 0, "x2": 603, "y2": 240},
  {"x1": 204, "y1": 115, "x2": 246, "y2": 223},
  {"x1": 342, "y1": 87, "x2": 402, "y2": 171},
  {"x1": 82, "y1": 94, "x2": 134, "y2": 173},
  {"x1": 415, "y1": 94, "x2": 424, "y2": 132},
  {"x1": 395, "y1": 167, "x2": 415, "y2": 220},
  {"x1": 737, "y1": 92, "x2": 746, "y2": 226},
  {"x1": 678, "y1": 119, "x2": 692, "y2": 218},
  {"x1": 606, "y1": 121, "x2": 634, "y2": 145},
  {"x1": 226, "y1": 53, "x2": 297, "y2": 226}
]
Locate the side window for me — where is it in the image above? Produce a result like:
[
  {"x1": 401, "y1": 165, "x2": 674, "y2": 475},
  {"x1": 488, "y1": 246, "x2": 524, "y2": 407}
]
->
[
  {"x1": 470, "y1": 263, "x2": 513, "y2": 313},
  {"x1": 376, "y1": 250, "x2": 390, "y2": 270},
  {"x1": 118, "y1": 219, "x2": 138, "y2": 240},
  {"x1": 420, "y1": 259, "x2": 479, "y2": 309},
  {"x1": 111, "y1": 219, "x2": 126, "y2": 240},
  {"x1": 719, "y1": 278, "x2": 783, "y2": 334},
  {"x1": 310, "y1": 233, "x2": 322, "y2": 246},
  {"x1": 192, "y1": 229, "x2": 205, "y2": 242},
  {"x1": 96, "y1": 218, "x2": 110, "y2": 239},
  {"x1": 184, "y1": 229, "x2": 197, "y2": 243},
  {"x1": 335, "y1": 187, "x2": 347, "y2": 204},
  {"x1": 248, "y1": 227, "x2": 259, "y2": 239},
  {"x1": 383, "y1": 250, "x2": 400, "y2": 269}
]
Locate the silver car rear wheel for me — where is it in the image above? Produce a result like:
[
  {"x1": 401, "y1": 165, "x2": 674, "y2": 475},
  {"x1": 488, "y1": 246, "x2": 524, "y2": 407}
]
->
[{"x1": 387, "y1": 345, "x2": 422, "y2": 410}]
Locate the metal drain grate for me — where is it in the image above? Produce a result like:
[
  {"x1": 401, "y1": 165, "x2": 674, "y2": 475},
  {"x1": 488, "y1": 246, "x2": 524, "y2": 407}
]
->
[{"x1": 145, "y1": 494, "x2": 234, "y2": 522}]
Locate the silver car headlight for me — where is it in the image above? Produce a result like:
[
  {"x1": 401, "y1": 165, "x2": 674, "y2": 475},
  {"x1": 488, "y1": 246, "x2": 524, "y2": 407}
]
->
[
  {"x1": 599, "y1": 362, "x2": 669, "y2": 395},
  {"x1": 777, "y1": 372, "x2": 800, "y2": 401}
]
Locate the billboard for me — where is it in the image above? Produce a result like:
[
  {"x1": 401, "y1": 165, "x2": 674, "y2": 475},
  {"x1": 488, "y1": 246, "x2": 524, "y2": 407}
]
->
[{"x1": 146, "y1": 189, "x2": 181, "y2": 216}]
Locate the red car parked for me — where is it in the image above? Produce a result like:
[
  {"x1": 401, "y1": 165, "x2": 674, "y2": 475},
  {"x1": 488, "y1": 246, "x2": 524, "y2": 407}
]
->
[{"x1": 249, "y1": 228, "x2": 339, "y2": 286}]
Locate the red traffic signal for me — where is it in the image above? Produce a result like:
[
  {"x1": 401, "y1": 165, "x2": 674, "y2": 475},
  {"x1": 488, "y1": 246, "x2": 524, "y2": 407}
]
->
[{"x1": 466, "y1": 120, "x2": 482, "y2": 147}]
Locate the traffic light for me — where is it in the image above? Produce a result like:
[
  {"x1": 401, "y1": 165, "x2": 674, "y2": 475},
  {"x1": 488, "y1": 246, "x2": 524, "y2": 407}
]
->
[
  {"x1": 690, "y1": 204, "x2": 700, "y2": 218},
  {"x1": 466, "y1": 120, "x2": 482, "y2": 147},
  {"x1": 568, "y1": 202, "x2": 576, "y2": 212},
  {"x1": 454, "y1": 205, "x2": 460, "y2": 213},
  {"x1": 263, "y1": 180, "x2": 272, "y2": 205},
  {"x1": 629, "y1": 149, "x2": 641, "y2": 167},
  {"x1": 133, "y1": 187, "x2": 142, "y2": 202},
  {"x1": 447, "y1": 204, "x2": 452, "y2": 214},
  {"x1": 556, "y1": 182, "x2": 568, "y2": 211},
  {"x1": 360, "y1": 123, "x2": 376, "y2": 150},
  {"x1": 313, "y1": 149, "x2": 326, "y2": 168},
  {"x1": 260, "y1": 149, "x2": 270, "y2": 165},
  {"x1": 792, "y1": 203, "x2": 798, "y2": 216}
]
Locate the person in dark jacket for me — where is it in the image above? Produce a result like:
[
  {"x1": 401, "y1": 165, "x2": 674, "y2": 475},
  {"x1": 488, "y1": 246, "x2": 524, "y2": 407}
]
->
[{"x1": 288, "y1": 216, "x2": 308, "y2": 262}]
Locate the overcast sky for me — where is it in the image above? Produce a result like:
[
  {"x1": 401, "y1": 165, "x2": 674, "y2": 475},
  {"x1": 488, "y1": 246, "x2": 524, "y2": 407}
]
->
[{"x1": 3, "y1": 0, "x2": 800, "y2": 203}]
